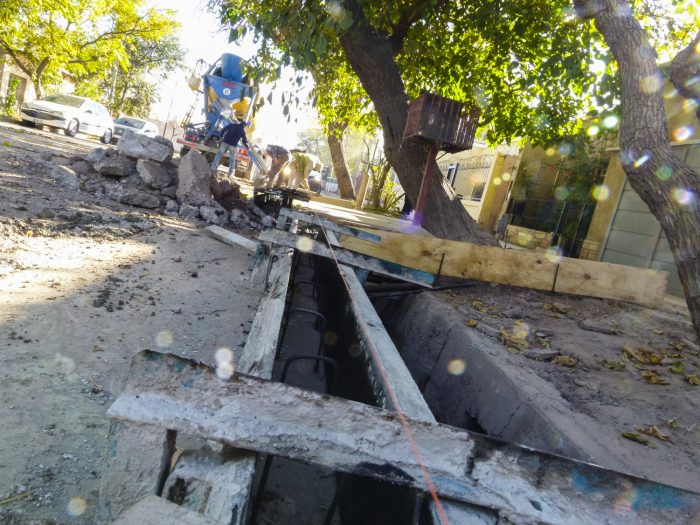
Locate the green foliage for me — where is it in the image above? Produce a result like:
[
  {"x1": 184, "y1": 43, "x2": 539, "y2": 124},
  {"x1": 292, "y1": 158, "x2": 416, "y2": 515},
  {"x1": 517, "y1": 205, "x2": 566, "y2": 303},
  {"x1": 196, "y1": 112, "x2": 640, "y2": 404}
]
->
[
  {"x1": 296, "y1": 127, "x2": 332, "y2": 166},
  {"x1": 1, "y1": 77, "x2": 20, "y2": 117},
  {"x1": 0, "y1": 0, "x2": 181, "y2": 101},
  {"x1": 211, "y1": 0, "x2": 697, "y2": 147}
]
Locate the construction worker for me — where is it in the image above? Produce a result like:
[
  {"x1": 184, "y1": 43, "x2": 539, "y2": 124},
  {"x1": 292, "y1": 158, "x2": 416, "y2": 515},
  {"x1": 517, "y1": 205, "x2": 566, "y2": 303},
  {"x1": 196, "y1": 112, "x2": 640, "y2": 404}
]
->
[
  {"x1": 287, "y1": 150, "x2": 319, "y2": 190},
  {"x1": 211, "y1": 119, "x2": 250, "y2": 176},
  {"x1": 264, "y1": 144, "x2": 291, "y2": 188}
]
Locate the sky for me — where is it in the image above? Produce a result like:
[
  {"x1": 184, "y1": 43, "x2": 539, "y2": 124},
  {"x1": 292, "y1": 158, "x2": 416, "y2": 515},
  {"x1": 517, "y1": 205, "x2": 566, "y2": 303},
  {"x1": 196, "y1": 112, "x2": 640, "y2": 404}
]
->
[{"x1": 149, "y1": 0, "x2": 318, "y2": 148}]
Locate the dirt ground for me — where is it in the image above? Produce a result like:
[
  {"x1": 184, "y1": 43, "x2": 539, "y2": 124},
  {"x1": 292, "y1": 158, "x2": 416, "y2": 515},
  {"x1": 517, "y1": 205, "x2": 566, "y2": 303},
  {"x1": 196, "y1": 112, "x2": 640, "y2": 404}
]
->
[
  {"x1": 0, "y1": 121, "x2": 260, "y2": 524},
  {"x1": 442, "y1": 282, "x2": 700, "y2": 490}
]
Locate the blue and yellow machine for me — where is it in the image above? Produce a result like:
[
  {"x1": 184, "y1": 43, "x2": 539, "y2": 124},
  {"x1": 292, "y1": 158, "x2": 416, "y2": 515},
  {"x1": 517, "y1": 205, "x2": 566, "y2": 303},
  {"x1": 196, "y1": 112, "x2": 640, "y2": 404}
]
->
[{"x1": 177, "y1": 53, "x2": 266, "y2": 177}]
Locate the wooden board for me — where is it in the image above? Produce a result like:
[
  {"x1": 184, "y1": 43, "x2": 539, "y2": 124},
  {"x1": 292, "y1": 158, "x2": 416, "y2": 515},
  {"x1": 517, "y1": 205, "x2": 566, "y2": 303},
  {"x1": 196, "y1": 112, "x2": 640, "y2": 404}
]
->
[
  {"x1": 341, "y1": 229, "x2": 558, "y2": 290},
  {"x1": 278, "y1": 208, "x2": 382, "y2": 243},
  {"x1": 204, "y1": 225, "x2": 258, "y2": 253},
  {"x1": 340, "y1": 229, "x2": 668, "y2": 305},
  {"x1": 258, "y1": 229, "x2": 435, "y2": 287},
  {"x1": 112, "y1": 495, "x2": 218, "y2": 525},
  {"x1": 108, "y1": 351, "x2": 700, "y2": 525}
]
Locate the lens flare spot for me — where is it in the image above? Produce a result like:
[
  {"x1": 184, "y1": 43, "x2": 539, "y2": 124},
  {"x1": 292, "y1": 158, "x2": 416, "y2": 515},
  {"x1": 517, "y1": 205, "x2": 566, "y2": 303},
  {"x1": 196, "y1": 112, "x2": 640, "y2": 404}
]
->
[
  {"x1": 586, "y1": 125, "x2": 600, "y2": 136},
  {"x1": 672, "y1": 188, "x2": 695, "y2": 206},
  {"x1": 447, "y1": 359, "x2": 466, "y2": 375},
  {"x1": 545, "y1": 246, "x2": 563, "y2": 263},
  {"x1": 324, "y1": 331, "x2": 338, "y2": 345},
  {"x1": 633, "y1": 154, "x2": 650, "y2": 168},
  {"x1": 348, "y1": 343, "x2": 361, "y2": 357},
  {"x1": 639, "y1": 74, "x2": 663, "y2": 93},
  {"x1": 553, "y1": 186, "x2": 570, "y2": 201},
  {"x1": 655, "y1": 166, "x2": 673, "y2": 181},
  {"x1": 295, "y1": 236, "x2": 314, "y2": 252},
  {"x1": 492, "y1": 177, "x2": 502, "y2": 186},
  {"x1": 215, "y1": 347, "x2": 235, "y2": 379},
  {"x1": 155, "y1": 330, "x2": 174, "y2": 348},
  {"x1": 591, "y1": 184, "x2": 610, "y2": 201},
  {"x1": 545, "y1": 147, "x2": 557, "y2": 157},
  {"x1": 326, "y1": 1, "x2": 345, "y2": 21},
  {"x1": 683, "y1": 98, "x2": 699, "y2": 114},
  {"x1": 67, "y1": 497, "x2": 87, "y2": 516},
  {"x1": 501, "y1": 172, "x2": 512, "y2": 182},
  {"x1": 672, "y1": 126, "x2": 692, "y2": 141},
  {"x1": 558, "y1": 143, "x2": 574, "y2": 156},
  {"x1": 603, "y1": 115, "x2": 619, "y2": 128}
]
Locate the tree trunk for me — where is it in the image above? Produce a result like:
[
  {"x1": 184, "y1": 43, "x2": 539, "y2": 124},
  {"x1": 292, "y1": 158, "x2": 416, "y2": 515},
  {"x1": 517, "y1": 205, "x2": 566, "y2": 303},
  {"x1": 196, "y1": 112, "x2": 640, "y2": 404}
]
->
[
  {"x1": 338, "y1": 0, "x2": 495, "y2": 244},
  {"x1": 327, "y1": 121, "x2": 356, "y2": 200},
  {"x1": 33, "y1": 57, "x2": 50, "y2": 99},
  {"x1": 576, "y1": 0, "x2": 700, "y2": 341},
  {"x1": 370, "y1": 162, "x2": 391, "y2": 208}
]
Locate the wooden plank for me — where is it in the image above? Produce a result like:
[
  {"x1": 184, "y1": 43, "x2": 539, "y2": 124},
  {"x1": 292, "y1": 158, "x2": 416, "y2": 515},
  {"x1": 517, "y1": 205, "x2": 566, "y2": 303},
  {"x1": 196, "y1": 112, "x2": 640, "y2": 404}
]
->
[
  {"x1": 204, "y1": 225, "x2": 258, "y2": 252},
  {"x1": 97, "y1": 421, "x2": 176, "y2": 524},
  {"x1": 341, "y1": 228, "x2": 557, "y2": 290},
  {"x1": 112, "y1": 495, "x2": 218, "y2": 525},
  {"x1": 108, "y1": 351, "x2": 700, "y2": 525},
  {"x1": 258, "y1": 229, "x2": 435, "y2": 287},
  {"x1": 239, "y1": 248, "x2": 292, "y2": 378},
  {"x1": 278, "y1": 208, "x2": 382, "y2": 243},
  {"x1": 338, "y1": 262, "x2": 495, "y2": 522},
  {"x1": 554, "y1": 257, "x2": 668, "y2": 305},
  {"x1": 340, "y1": 228, "x2": 668, "y2": 305}
]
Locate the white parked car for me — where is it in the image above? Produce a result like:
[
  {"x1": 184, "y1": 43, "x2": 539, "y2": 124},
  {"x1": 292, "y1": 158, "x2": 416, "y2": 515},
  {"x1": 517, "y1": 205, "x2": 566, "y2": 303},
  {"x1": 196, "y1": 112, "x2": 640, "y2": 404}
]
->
[
  {"x1": 112, "y1": 116, "x2": 160, "y2": 144},
  {"x1": 20, "y1": 94, "x2": 114, "y2": 144}
]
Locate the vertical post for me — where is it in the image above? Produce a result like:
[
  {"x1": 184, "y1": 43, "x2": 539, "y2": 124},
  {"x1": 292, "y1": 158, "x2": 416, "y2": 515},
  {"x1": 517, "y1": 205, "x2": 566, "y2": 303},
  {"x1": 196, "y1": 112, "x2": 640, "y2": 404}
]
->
[
  {"x1": 413, "y1": 143, "x2": 439, "y2": 227},
  {"x1": 354, "y1": 170, "x2": 370, "y2": 210}
]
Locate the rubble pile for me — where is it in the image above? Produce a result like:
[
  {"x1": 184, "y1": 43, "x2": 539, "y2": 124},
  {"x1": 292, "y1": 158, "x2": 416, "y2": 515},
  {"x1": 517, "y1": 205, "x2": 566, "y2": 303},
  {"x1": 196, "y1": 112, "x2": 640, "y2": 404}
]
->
[{"x1": 54, "y1": 131, "x2": 271, "y2": 229}]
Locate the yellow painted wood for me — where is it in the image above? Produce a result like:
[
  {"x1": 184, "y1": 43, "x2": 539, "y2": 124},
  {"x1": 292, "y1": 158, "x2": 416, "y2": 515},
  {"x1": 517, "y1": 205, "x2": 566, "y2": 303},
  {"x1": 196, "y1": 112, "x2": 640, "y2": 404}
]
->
[{"x1": 340, "y1": 229, "x2": 667, "y2": 305}]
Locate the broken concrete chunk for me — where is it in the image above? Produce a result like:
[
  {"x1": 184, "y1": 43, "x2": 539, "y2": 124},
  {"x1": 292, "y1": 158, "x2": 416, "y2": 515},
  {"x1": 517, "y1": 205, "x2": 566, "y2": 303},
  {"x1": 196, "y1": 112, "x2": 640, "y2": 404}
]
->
[
  {"x1": 164, "y1": 200, "x2": 179, "y2": 216},
  {"x1": 210, "y1": 171, "x2": 241, "y2": 203},
  {"x1": 176, "y1": 150, "x2": 211, "y2": 206},
  {"x1": 229, "y1": 208, "x2": 249, "y2": 227},
  {"x1": 524, "y1": 349, "x2": 560, "y2": 361},
  {"x1": 85, "y1": 147, "x2": 109, "y2": 164},
  {"x1": 160, "y1": 185, "x2": 178, "y2": 199},
  {"x1": 137, "y1": 159, "x2": 172, "y2": 189},
  {"x1": 108, "y1": 185, "x2": 160, "y2": 209},
  {"x1": 199, "y1": 203, "x2": 229, "y2": 226},
  {"x1": 50, "y1": 165, "x2": 79, "y2": 191},
  {"x1": 179, "y1": 203, "x2": 200, "y2": 220},
  {"x1": 95, "y1": 152, "x2": 136, "y2": 177},
  {"x1": 578, "y1": 319, "x2": 619, "y2": 335},
  {"x1": 118, "y1": 131, "x2": 174, "y2": 163},
  {"x1": 70, "y1": 160, "x2": 91, "y2": 176},
  {"x1": 261, "y1": 215, "x2": 274, "y2": 228}
]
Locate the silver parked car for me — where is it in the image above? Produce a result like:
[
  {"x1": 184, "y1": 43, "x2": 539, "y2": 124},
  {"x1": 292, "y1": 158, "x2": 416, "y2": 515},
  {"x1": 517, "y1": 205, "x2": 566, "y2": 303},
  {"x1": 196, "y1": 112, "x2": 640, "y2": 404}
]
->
[
  {"x1": 112, "y1": 116, "x2": 160, "y2": 144},
  {"x1": 20, "y1": 94, "x2": 114, "y2": 144}
]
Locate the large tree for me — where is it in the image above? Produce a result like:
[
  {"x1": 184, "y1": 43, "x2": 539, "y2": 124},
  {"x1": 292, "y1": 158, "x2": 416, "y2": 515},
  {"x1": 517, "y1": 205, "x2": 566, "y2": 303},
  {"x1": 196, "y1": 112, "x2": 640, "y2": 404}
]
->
[
  {"x1": 0, "y1": 0, "x2": 178, "y2": 98},
  {"x1": 574, "y1": 0, "x2": 700, "y2": 340},
  {"x1": 216, "y1": 0, "x2": 700, "y2": 339},
  {"x1": 215, "y1": 0, "x2": 603, "y2": 243}
]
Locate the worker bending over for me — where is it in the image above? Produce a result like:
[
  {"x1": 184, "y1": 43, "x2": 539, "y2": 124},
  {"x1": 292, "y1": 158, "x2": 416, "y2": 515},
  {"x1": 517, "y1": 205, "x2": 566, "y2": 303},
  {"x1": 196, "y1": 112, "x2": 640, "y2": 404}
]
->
[
  {"x1": 211, "y1": 119, "x2": 250, "y2": 176},
  {"x1": 264, "y1": 144, "x2": 291, "y2": 188}
]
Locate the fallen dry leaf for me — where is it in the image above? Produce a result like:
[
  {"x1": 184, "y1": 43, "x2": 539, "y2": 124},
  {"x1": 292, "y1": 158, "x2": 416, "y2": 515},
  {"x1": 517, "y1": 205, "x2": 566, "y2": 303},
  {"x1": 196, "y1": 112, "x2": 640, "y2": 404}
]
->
[
  {"x1": 636, "y1": 425, "x2": 671, "y2": 442},
  {"x1": 622, "y1": 432, "x2": 657, "y2": 448},
  {"x1": 471, "y1": 300, "x2": 485, "y2": 313},
  {"x1": 668, "y1": 362, "x2": 685, "y2": 375},
  {"x1": 467, "y1": 319, "x2": 478, "y2": 328},
  {"x1": 601, "y1": 359, "x2": 625, "y2": 370},
  {"x1": 553, "y1": 355, "x2": 577, "y2": 367},
  {"x1": 640, "y1": 370, "x2": 670, "y2": 385},
  {"x1": 686, "y1": 374, "x2": 700, "y2": 386}
]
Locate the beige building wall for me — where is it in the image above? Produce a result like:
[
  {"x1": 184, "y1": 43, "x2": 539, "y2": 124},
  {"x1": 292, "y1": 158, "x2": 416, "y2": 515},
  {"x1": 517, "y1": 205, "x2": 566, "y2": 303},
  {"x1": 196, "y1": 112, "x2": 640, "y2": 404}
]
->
[
  {"x1": 0, "y1": 54, "x2": 35, "y2": 108},
  {"x1": 437, "y1": 143, "x2": 521, "y2": 231}
]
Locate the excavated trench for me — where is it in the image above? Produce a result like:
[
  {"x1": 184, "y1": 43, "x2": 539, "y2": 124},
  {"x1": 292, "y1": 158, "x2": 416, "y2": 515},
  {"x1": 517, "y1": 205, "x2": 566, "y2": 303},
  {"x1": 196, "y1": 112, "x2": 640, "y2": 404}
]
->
[{"x1": 247, "y1": 251, "x2": 498, "y2": 525}]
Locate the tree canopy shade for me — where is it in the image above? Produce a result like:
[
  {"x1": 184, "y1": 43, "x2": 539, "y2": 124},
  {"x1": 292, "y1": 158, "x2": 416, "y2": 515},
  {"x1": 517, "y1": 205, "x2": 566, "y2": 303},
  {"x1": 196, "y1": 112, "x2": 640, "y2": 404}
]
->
[
  {"x1": 212, "y1": 0, "x2": 610, "y2": 241},
  {"x1": 0, "y1": 0, "x2": 180, "y2": 99}
]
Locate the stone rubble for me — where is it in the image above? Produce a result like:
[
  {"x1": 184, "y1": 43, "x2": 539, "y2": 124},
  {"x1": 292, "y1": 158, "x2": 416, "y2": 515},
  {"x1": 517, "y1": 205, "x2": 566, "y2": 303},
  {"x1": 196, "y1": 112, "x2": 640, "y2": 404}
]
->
[{"x1": 54, "y1": 133, "x2": 275, "y2": 230}]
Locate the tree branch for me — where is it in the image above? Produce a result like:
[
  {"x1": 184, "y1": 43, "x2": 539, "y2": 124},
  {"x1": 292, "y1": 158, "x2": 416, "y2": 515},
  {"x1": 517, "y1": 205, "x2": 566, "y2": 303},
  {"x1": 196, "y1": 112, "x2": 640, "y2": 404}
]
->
[
  {"x1": 389, "y1": 0, "x2": 447, "y2": 54},
  {"x1": 670, "y1": 30, "x2": 700, "y2": 121},
  {"x1": 78, "y1": 14, "x2": 149, "y2": 49},
  {"x1": 0, "y1": 38, "x2": 34, "y2": 78}
]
